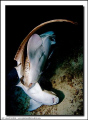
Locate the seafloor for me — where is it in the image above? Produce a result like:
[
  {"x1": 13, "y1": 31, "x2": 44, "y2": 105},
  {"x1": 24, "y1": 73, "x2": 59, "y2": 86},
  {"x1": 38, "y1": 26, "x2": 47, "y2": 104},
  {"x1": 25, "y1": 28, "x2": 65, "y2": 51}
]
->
[
  {"x1": 26, "y1": 47, "x2": 83, "y2": 115},
  {"x1": 6, "y1": 46, "x2": 83, "y2": 116}
]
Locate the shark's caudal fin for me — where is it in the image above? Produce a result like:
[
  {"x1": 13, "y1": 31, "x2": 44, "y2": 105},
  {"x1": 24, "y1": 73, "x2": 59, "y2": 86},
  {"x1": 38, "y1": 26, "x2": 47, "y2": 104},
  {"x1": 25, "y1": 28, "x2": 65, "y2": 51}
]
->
[{"x1": 28, "y1": 99, "x2": 43, "y2": 111}]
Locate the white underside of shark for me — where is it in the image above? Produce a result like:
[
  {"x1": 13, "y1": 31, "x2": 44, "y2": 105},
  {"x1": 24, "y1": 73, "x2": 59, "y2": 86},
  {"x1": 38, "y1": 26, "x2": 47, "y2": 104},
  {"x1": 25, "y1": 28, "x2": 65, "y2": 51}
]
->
[{"x1": 16, "y1": 82, "x2": 59, "y2": 111}]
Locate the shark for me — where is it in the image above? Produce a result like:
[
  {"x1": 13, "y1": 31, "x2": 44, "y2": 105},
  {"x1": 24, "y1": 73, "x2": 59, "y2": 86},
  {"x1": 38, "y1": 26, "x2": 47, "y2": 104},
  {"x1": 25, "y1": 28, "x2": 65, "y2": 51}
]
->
[
  {"x1": 16, "y1": 81, "x2": 59, "y2": 111},
  {"x1": 14, "y1": 19, "x2": 76, "y2": 111},
  {"x1": 14, "y1": 19, "x2": 76, "y2": 88},
  {"x1": 16, "y1": 31, "x2": 59, "y2": 111}
]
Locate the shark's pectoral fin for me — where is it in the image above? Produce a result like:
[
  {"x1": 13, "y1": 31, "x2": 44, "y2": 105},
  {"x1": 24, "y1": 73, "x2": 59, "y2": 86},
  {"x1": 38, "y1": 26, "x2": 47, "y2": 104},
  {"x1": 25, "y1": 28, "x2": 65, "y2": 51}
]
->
[
  {"x1": 27, "y1": 34, "x2": 42, "y2": 62},
  {"x1": 28, "y1": 99, "x2": 43, "y2": 111}
]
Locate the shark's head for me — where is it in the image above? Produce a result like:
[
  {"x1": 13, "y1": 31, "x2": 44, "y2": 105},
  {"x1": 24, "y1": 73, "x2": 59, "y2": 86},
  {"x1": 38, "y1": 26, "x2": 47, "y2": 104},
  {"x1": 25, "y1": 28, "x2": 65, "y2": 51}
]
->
[
  {"x1": 27, "y1": 83, "x2": 59, "y2": 105},
  {"x1": 42, "y1": 90, "x2": 59, "y2": 105}
]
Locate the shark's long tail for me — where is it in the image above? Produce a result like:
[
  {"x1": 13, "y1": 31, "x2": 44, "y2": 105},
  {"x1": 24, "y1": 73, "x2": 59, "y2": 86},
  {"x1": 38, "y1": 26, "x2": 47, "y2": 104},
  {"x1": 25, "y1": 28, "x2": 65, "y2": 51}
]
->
[{"x1": 14, "y1": 19, "x2": 77, "y2": 64}]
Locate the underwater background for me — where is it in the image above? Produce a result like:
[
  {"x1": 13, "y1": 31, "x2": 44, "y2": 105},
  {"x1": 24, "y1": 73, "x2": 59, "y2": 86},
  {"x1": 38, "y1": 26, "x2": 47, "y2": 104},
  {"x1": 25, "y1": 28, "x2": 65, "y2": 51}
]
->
[{"x1": 6, "y1": 5, "x2": 83, "y2": 115}]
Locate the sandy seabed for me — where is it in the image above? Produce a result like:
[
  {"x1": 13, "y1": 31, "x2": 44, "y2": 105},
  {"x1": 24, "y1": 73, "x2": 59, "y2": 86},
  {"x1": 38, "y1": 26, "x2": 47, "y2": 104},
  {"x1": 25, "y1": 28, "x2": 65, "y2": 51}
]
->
[
  {"x1": 24, "y1": 52, "x2": 83, "y2": 116},
  {"x1": 6, "y1": 48, "x2": 83, "y2": 116}
]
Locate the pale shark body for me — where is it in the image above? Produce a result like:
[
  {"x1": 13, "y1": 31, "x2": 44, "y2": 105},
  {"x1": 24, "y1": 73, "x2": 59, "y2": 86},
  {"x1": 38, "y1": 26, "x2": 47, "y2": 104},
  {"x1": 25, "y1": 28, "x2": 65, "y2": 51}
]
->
[
  {"x1": 16, "y1": 31, "x2": 56, "y2": 88},
  {"x1": 24, "y1": 32, "x2": 56, "y2": 87},
  {"x1": 16, "y1": 82, "x2": 59, "y2": 111}
]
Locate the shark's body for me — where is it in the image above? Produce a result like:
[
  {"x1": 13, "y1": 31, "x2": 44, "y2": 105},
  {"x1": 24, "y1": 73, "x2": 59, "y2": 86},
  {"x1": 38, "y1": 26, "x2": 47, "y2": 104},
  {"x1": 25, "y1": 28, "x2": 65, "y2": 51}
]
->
[
  {"x1": 16, "y1": 31, "x2": 59, "y2": 111},
  {"x1": 16, "y1": 31, "x2": 56, "y2": 88},
  {"x1": 17, "y1": 82, "x2": 59, "y2": 111}
]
